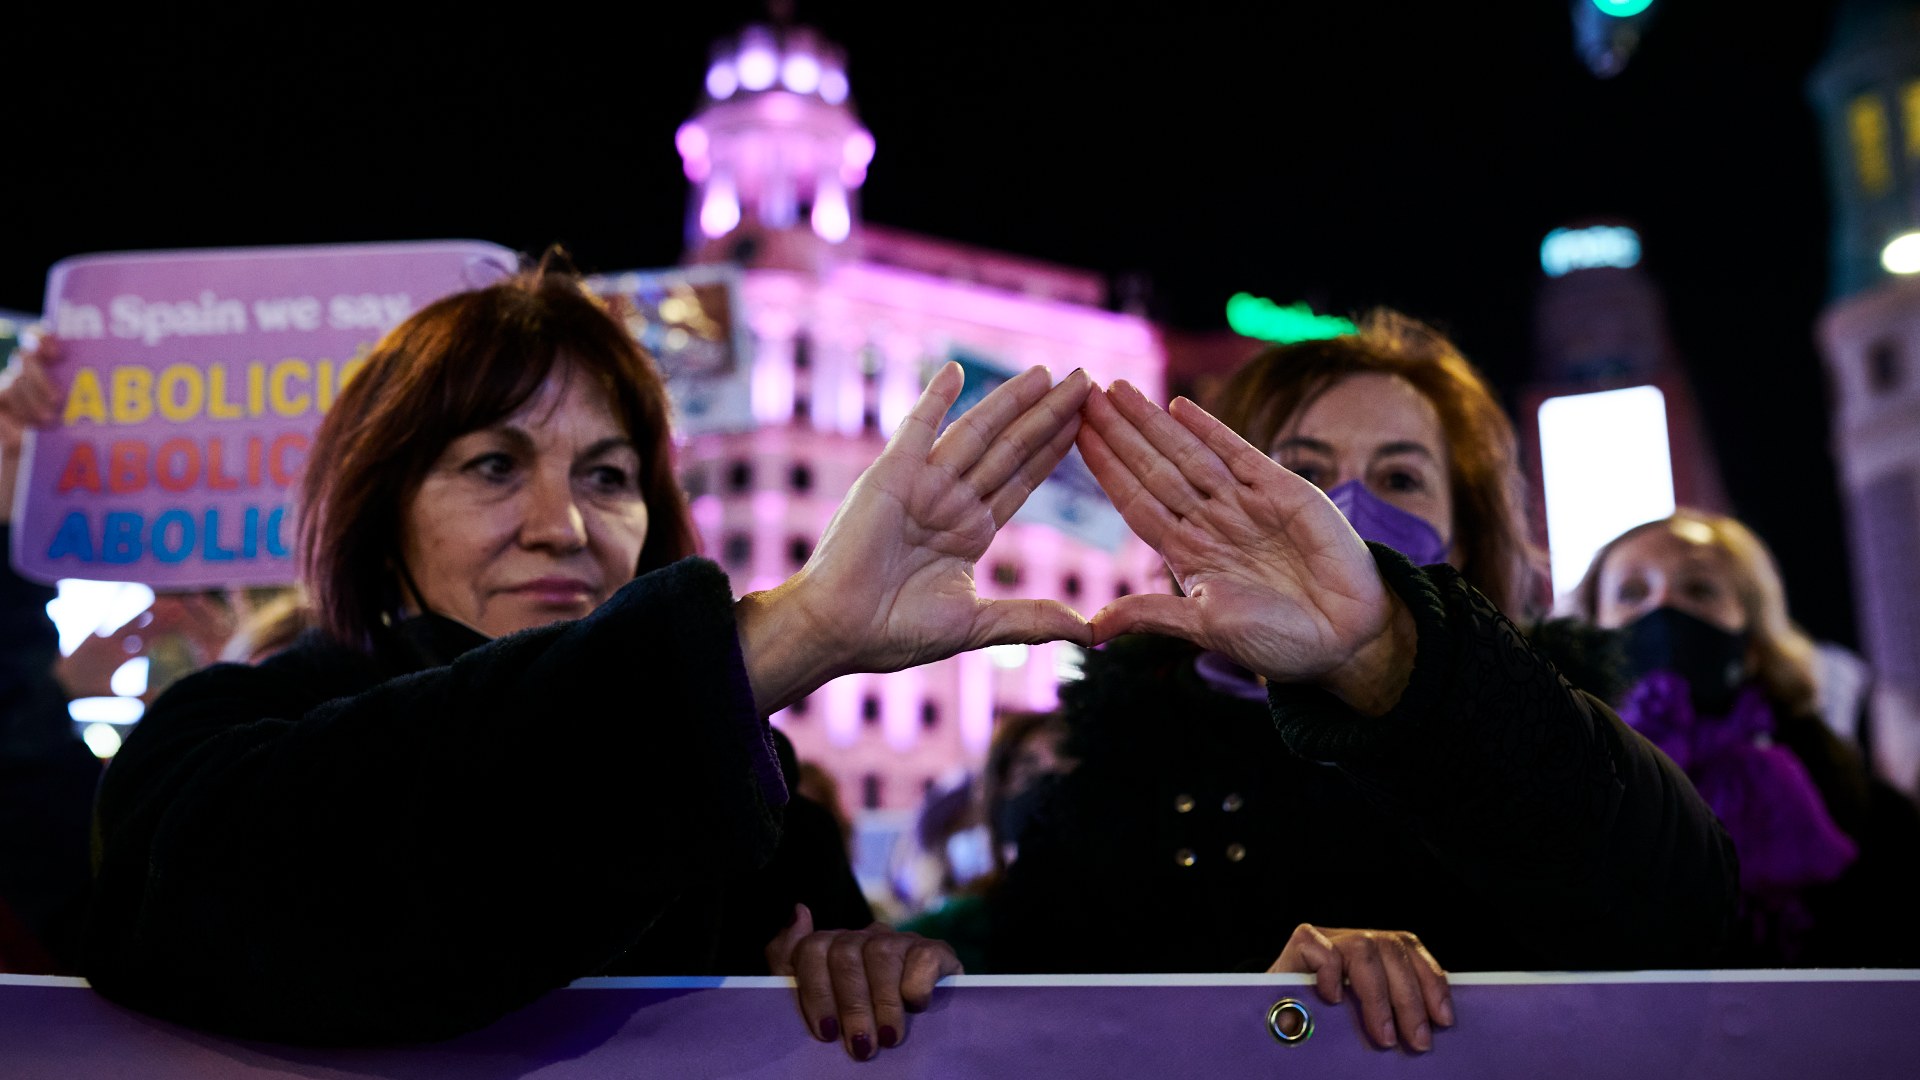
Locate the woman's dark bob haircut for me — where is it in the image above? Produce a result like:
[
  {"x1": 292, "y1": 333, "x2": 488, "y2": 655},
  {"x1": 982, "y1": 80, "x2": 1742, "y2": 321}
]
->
[
  {"x1": 1209, "y1": 309, "x2": 1541, "y2": 617},
  {"x1": 300, "y1": 255, "x2": 698, "y2": 650}
]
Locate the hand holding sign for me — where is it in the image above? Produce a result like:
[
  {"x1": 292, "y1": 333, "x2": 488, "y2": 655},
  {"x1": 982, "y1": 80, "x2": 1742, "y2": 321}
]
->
[{"x1": 1074, "y1": 381, "x2": 1417, "y2": 715}]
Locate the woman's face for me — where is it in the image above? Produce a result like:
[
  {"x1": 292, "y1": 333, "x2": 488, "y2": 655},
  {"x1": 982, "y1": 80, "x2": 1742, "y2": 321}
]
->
[
  {"x1": 1594, "y1": 521, "x2": 1747, "y2": 634},
  {"x1": 400, "y1": 363, "x2": 649, "y2": 638},
  {"x1": 1269, "y1": 372, "x2": 1456, "y2": 549}
]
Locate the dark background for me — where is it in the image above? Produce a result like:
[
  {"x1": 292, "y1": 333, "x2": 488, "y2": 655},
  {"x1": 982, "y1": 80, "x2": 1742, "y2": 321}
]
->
[{"x1": 7, "y1": 1, "x2": 1861, "y2": 643}]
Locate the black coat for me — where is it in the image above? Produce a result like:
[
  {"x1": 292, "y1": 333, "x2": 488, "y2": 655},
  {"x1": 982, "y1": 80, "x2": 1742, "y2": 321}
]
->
[
  {"x1": 84, "y1": 557, "x2": 869, "y2": 1044},
  {"x1": 0, "y1": 524, "x2": 101, "y2": 973},
  {"x1": 989, "y1": 547, "x2": 1740, "y2": 974},
  {"x1": 1720, "y1": 706, "x2": 1920, "y2": 966}
]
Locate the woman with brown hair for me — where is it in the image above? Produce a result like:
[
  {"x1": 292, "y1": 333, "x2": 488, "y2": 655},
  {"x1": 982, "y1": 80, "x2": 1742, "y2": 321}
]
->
[
  {"x1": 83, "y1": 258, "x2": 1095, "y2": 1059},
  {"x1": 1571, "y1": 510, "x2": 1920, "y2": 965},
  {"x1": 987, "y1": 310, "x2": 1737, "y2": 1053}
]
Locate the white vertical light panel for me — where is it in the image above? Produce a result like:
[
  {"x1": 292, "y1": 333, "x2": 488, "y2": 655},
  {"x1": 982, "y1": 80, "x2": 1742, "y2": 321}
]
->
[{"x1": 1538, "y1": 385, "x2": 1678, "y2": 599}]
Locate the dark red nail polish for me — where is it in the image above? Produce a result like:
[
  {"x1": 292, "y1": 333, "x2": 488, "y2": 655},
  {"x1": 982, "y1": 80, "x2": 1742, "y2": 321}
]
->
[
  {"x1": 879, "y1": 1025, "x2": 899, "y2": 1048},
  {"x1": 819, "y1": 1017, "x2": 838, "y2": 1042},
  {"x1": 851, "y1": 1033, "x2": 873, "y2": 1060}
]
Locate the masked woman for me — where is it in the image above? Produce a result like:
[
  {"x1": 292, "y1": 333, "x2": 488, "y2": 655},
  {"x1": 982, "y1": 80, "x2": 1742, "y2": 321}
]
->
[
  {"x1": 1571, "y1": 510, "x2": 1920, "y2": 966},
  {"x1": 83, "y1": 260, "x2": 1095, "y2": 1058},
  {"x1": 987, "y1": 311, "x2": 1737, "y2": 1053}
]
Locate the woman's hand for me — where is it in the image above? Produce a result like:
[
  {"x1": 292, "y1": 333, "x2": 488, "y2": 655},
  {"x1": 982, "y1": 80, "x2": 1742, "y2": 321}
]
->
[
  {"x1": 738, "y1": 363, "x2": 1093, "y2": 712},
  {"x1": 1076, "y1": 381, "x2": 1416, "y2": 714},
  {"x1": 765, "y1": 904, "x2": 963, "y2": 1061},
  {"x1": 1268, "y1": 923, "x2": 1453, "y2": 1052}
]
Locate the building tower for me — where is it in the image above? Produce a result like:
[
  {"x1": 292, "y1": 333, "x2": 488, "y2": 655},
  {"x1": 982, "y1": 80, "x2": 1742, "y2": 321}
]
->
[
  {"x1": 1809, "y1": 0, "x2": 1920, "y2": 793},
  {"x1": 667, "y1": 21, "x2": 1167, "y2": 838},
  {"x1": 678, "y1": 22, "x2": 871, "y2": 274}
]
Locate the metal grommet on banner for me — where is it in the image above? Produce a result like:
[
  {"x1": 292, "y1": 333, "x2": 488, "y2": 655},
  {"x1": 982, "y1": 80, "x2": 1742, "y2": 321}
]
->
[{"x1": 1267, "y1": 998, "x2": 1313, "y2": 1045}]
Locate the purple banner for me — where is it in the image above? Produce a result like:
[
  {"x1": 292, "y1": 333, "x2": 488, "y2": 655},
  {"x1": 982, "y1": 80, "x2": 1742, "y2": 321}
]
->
[
  {"x1": 2, "y1": 971, "x2": 1916, "y2": 1078},
  {"x1": 11, "y1": 242, "x2": 519, "y2": 589}
]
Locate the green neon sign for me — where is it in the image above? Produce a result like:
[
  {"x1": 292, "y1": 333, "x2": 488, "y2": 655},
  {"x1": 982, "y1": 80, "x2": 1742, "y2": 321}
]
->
[
  {"x1": 1225, "y1": 293, "x2": 1356, "y2": 343},
  {"x1": 1591, "y1": 0, "x2": 1653, "y2": 17}
]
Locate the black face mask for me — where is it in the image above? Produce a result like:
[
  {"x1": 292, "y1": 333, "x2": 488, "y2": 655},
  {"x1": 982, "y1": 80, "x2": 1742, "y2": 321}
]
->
[{"x1": 1619, "y1": 606, "x2": 1751, "y2": 714}]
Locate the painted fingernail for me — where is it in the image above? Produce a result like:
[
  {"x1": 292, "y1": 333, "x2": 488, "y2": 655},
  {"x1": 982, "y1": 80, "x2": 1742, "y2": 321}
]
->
[
  {"x1": 1414, "y1": 1022, "x2": 1431, "y2": 1051},
  {"x1": 1379, "y1": 1023, "x2": 1397, "y2": 1047},
  {"x1": 851, "y1": 1032, "x2": 873, "y2": 1060},
  {"x1": 879, "y1": 1025, "x2": 899, "y2": 1048},
  {"x1": 819, "y1": 1017, "x2": 838, "y2": 1042},
  {"x1": 1437, "y1": 998, "x2": 1455, "y2": 1027}
]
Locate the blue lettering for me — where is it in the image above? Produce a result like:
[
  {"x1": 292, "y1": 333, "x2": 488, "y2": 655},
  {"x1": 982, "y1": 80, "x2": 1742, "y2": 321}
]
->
[
  {"x1": 202, "y1": 509, "x2": 237, "y2": 562},
  {"x1": 264, "y1": 506, "x2": 291, "y2": 558},
  {"x1": 103, "y1": 512, "x2": 143, "y2": 564},
  {"x1": 45, "y1": 512, "x2": 95, "y2": 562},
  {"x1": 152, "y1": 510, "x2": 194, "y2": 563},
  {"x1": 241, "y1": 506, "x2": 260, "y2": 559}
]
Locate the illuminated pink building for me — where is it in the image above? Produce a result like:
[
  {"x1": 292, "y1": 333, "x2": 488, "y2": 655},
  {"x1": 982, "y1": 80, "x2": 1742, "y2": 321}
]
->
[{"x1": 671, "y1": 22, "x2": 1166, "y2": 813}]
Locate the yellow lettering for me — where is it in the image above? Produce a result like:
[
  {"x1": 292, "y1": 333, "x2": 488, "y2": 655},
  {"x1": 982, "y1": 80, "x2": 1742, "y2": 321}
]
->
[
  {"x1": 156, "y1": 364, "x2": 205, "y2": 423},
  {"x1": 62, "y1": 368, "x2": 107, "y2": 425},
  {"x1": 317, "y1": 359, "x2": 335, "y2": 414},
  {"x1": 248, "y1": 362, "x2": 265, "y2": 416},
  {"x1": 269, "y1": 359, "x2": 311, "y2": 417},
  {"x1": 1850, "y1": 93, "x2": 1893, "y2": 195},
  {"x1": 110, "y1": 366, "x2": 154, "y2": 425},
  {"x1": 207, "y1": 364, "x2": 243, "y2": 420}
]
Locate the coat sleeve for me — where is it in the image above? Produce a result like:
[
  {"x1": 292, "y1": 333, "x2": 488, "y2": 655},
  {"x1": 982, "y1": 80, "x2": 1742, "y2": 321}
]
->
[
  {"x1": 0, "y1": 525, "x2": 102, "y2": 972},
  {"x1": 84, "y1": 557, "x2": 788, "y2": 1044},
  {"x1": 1269, "y1": 545, "x2": 1739, "y2": 969}
]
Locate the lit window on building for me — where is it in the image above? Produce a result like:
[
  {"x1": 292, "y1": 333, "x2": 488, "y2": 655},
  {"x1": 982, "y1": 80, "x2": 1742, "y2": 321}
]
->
[
  {"x1": 921, "y1": 700, "x2": 939, "y2": 729},
  {"x1": 1870, "y1": 340, "x2": 1904, "y2": 396},
  {"x1": 861, "y1": 773, "x2": 882, "y2": 810},
  {"x1": 1849, "y1": 93, "x2": 1894, "y2": 195},
  {"x1": 992, "y1": 562, "x2": 1022, "y2": 587},
  {"x1": 727, "y1": 459, "x2": 755, "y2": 492},
  {"x1": 724, "y1": 533, "x2": 753, "y2": 566},
  {"x1": 788, "y1": 536, "x2": 813, "y2": 567},
  {"x1": 862, "y1": 695, "x2": 881, "y2": 724},
  {"x1": 790, "y1": 462, "x2": 814, "y2": 493}
]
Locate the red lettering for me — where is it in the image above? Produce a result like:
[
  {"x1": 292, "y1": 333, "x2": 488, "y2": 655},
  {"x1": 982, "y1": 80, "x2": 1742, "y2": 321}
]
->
[
  {"x1": 246, "y1": 434, "x2": 264, "y2": 487},
  {"x1": 155, "y1": 438, "x2": 200, "y2": 494},
  {"x1": 269, "y1": 433, "x2": 308, "y2": 488},
  {"x1": 107, "y1": 441, "x2": 148, "y2": 494},
  {"x1": 205, "y1": 437, "x2": 240, "y2": 492},
  {"x1": 56, "y1": 442, "x2": 103, "y2": 494}
]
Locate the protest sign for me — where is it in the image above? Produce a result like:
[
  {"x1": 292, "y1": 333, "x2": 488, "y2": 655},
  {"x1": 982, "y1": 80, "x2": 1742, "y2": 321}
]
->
[{"x1": 10, "y1": 242, "x2": 519, "y2": 589}]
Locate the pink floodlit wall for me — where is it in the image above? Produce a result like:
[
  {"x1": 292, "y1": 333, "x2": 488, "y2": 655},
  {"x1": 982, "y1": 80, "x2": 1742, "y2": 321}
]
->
[{"x1": 678, "y1": 265, "x2": 1167, "y2": 812}]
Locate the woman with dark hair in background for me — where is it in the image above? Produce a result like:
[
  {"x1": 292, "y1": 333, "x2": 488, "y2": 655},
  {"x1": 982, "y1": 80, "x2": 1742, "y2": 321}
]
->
[
  {"x1": 83, "y1": 258, "x2": 1096, "y2": 1059},
  {"x1": 1572, "y1": 509, "x2": 1920, "y2": 966},
  {"x1": 988, "y1": 311, "x2": 1737, "y2": 1053}
]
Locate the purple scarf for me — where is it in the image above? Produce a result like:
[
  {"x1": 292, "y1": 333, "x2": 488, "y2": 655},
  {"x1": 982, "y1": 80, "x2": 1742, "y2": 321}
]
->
[{"x1": 1618, "y1": 671, "x2": 1857, "y2": 894}]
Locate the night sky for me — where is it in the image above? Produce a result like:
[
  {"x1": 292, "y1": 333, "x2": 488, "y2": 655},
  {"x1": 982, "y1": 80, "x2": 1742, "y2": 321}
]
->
[{"x1": 9, "y1": 1, "x2": 1863, "y2": 643}]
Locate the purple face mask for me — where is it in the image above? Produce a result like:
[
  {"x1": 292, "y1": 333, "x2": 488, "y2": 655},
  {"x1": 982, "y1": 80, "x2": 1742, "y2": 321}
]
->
[{"x1": 1324, "y1": 480, "x2": 1450, "y2": 565}]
